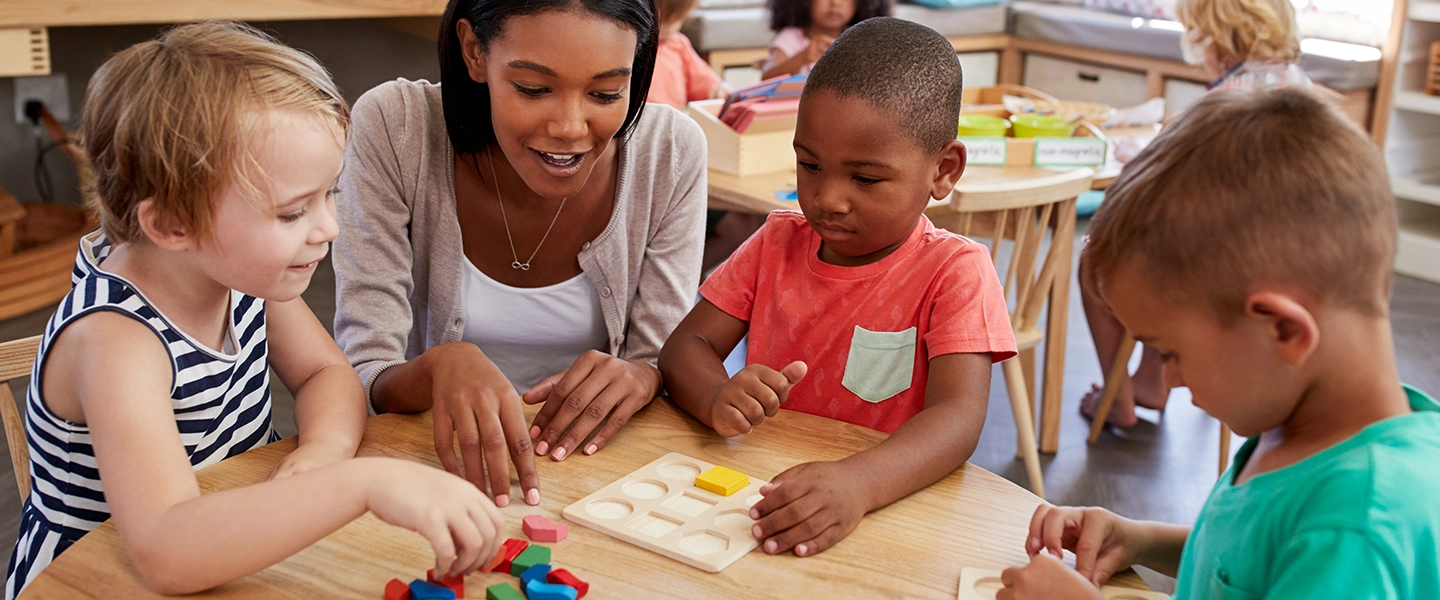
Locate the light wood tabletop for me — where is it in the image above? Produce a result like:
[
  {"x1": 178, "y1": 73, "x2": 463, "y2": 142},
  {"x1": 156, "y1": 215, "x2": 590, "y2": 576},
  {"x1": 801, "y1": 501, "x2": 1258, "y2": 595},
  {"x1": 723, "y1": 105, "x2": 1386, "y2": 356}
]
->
[{"x1": 18, "y1": 400, "x2": 1152, "y2": 599}]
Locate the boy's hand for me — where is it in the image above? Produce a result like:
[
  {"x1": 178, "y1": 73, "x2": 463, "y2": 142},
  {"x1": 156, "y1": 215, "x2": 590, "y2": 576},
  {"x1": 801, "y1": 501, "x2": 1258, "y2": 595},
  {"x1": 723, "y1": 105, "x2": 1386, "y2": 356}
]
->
[
  {"x1": 998, "y1": 553, "x2": 1105, "y2": 600},
  {"x1": 709, "y1": 361, "x2": 807, "y2": 436},
  {"x1": 366, "y1": 458, "x2": 506, "y2": 581},
  {"x1": 749, "y1": 461, "x2": 865, "y2": 557},
  {"x1": 1026, "y1": 505, "x2": 1142, "y2": 586},
  {"x1": 267, "y1": 439, "x2": 354, "y2": 481}
]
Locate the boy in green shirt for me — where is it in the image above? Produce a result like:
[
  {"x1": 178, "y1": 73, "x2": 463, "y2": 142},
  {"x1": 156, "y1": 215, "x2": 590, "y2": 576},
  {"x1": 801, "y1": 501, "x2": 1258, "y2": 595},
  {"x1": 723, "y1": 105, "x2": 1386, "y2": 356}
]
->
[{"x1": 996, "y1": 87, "x2": 1440, "y2": 599}]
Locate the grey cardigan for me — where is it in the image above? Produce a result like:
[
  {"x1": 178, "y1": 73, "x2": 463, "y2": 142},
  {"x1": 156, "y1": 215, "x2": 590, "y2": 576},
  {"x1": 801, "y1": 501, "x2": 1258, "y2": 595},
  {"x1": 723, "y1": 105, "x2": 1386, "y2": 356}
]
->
[{"x1": 333, "y1": 79, "x2": 707, "y2": 406}]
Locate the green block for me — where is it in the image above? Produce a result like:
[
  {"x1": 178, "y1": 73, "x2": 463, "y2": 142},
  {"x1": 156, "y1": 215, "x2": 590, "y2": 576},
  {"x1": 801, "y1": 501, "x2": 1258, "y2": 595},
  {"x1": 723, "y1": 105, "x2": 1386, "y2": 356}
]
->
[
  {"x1": 486, "y1": 582, "x2": 525, "y2": 600},
  {"x1": 510, "y1": 545, "x2": 551, "y2": 577}
]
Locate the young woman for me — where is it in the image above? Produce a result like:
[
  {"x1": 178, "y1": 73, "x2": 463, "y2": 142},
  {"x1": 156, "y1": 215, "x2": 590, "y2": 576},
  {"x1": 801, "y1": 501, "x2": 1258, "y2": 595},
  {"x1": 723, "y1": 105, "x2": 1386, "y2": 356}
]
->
[{"x1": 334, "y1": 0, "x2": 707, "y2": 506}]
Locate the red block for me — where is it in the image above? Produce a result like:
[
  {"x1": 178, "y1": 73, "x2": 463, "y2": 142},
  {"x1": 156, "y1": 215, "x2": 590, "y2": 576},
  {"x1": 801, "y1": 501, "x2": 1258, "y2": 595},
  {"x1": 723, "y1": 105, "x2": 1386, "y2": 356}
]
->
[
  {"x1": 385, "y1": 578, "x2": 412, "y2": 600},
  {"x1": 546, "y1": 569, "x2": 589, "y2": 599},
  {"x1": 426, "y1": 568, "x2": 465, "y2": 597},
  {"x1": 495, "y1": 538, "x2": 530, "y2": 573}
]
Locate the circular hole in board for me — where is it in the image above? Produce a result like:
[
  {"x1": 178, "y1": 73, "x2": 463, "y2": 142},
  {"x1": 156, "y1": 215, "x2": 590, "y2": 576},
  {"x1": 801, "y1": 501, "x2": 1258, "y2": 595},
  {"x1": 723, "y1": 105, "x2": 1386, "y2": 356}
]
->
[
  {"x1": 973, "y1": 576, "x2": 1004, "y2": 598},
  {"x1": 622, "y1": 479, "x2": 669, "y2": 500},
  {"x1": 585, "y1": 499, "x2": 634, "y2": 520},
  {"x1": 656, "y1": 462, "x2": 702, "y2": 480},
  {"x1": 746, "y1": 494, "x2": 762, "y2": 507}
]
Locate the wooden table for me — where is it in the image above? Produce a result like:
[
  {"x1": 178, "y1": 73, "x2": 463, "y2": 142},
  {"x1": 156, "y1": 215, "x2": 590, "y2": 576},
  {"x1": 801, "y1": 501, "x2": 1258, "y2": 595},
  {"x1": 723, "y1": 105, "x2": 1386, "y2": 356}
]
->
[
  {"x1": 707, "y1": 166, "x2": 1084, "y2": 455},
  {"x1": 19, "y1": 401, "x2": 1152, "y2": 599}
]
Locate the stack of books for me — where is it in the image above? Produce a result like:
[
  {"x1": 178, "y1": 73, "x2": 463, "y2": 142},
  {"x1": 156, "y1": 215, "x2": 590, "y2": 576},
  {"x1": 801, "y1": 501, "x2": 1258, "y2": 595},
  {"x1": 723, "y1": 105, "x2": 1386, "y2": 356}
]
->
[{"x1": 717, "y1": 73, "x2": 807, "y2": 133}]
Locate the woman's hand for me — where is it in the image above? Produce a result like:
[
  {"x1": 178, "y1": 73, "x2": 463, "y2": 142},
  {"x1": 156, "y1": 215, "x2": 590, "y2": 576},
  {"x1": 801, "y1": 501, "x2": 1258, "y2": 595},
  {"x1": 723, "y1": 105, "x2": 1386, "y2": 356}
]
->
[
  {"x1": 425, "y1": 342, "x2": 540, "y2": 507},
  {"x1": 522, "y1": 350, "x2": 661, "y2": 461}
]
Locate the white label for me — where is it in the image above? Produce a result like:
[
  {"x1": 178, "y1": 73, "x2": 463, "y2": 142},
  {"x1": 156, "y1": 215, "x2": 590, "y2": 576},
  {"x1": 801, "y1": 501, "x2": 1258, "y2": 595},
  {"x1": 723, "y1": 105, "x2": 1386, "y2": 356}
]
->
[
  {"x1": 1033, "y1": 139, "x2": 1107, "y2": 166},
  {"x1": 957, "y1": 137, "x2": 1007, "y2": 166}
]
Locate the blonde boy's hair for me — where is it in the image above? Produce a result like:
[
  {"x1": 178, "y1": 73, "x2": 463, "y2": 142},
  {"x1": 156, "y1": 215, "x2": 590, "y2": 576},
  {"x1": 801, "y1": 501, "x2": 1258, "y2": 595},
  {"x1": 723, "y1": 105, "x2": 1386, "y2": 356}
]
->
[
  {"x1": 655, "y1": 0, "x2": 701, "y2": 25},
  {"x1": 82, "y1": 21, "x2": 348, "y2": 243},
  {"x1": 1085, "y1": 87, "x2": 1396, "y2": 319},
  {"x1": 1176, "y1": 0, "x2": 1300, "y2": 68}
]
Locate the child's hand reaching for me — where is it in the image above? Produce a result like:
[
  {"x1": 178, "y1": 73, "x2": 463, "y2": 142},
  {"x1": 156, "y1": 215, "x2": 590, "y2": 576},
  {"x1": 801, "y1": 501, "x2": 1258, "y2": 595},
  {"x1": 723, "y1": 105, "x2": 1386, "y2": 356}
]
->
[
  {"x1": 268, "y1": 439, "x2": 356, "y2": 481},
  {"x1": 365, "y1": 458, "x2": 506, "y2": 580},
  {"x1": 998, "y1": 553, "x2": 1105, "y2": 600},
  {"x1": 709, "y1": 361, "x2": 807, "y2": 436},
  {"x1": 1025, "y1": 505, "x2": 1144, "y2": 586},
  {"x1": 749, "y1": 461, "x2": 866, "y2": 557},
  {"x1": 805, "y1": 35, "x2": 836, "y2": 65}
]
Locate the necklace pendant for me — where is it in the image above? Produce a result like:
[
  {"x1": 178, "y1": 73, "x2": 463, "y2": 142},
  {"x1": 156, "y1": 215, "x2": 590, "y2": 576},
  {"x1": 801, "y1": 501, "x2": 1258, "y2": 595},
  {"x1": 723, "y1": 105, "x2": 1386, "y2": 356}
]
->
[{"x1": 512, "y1": 261, "x2": 530, "y2": 271}]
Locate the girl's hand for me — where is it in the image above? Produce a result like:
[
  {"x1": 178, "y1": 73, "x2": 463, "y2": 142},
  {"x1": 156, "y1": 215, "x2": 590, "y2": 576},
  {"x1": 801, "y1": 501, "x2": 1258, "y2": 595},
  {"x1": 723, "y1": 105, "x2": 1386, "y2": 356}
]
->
[
  {"x1": 267, "y1": 439, "x2": 354, "y2": 481},
  {"x1": 998, "y1": 553, "x2": 1106, "y2": 600},
  {"x1": 522, "y1": 351, "x2": 661, "y2": 461},
  {"x1": 749, "y1": 461, "x2": 866, "y2": 557},
  {"x1": 806, "y1": 35, "x2": 836, "y2": 64},
  {"x1": 1025, "y1": 505, "x2": 1143, "y2": 586},
  {"x1": 426, "y1": 342, "x2": 540, "y2": 507},
  {"x1": 365, "y1": 458, "x2": 506, "y2": 580},
  {"x1": 708, "y1": 362, "x2": 806, "y2": 437}
]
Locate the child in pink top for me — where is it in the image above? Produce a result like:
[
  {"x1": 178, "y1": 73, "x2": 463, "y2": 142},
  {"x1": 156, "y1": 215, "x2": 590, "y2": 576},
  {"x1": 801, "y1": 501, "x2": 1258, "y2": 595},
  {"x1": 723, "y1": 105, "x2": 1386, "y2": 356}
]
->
[
  {"x1": 760, "y1": 0, "x2": 890, "y2": 79},
  {"x1": 661, "y1": 19, "x2": 1015, "y2": 558},
  {"x1": 646, "y1": 0, "x2": 725, "y2": 108}
]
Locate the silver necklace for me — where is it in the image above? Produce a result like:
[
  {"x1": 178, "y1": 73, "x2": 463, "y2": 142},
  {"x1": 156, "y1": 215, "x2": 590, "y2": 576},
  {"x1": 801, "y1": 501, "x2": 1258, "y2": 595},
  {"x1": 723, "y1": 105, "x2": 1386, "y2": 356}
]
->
[{"x1": 486, "y1": 148, "x2": 567, "y2": 271}]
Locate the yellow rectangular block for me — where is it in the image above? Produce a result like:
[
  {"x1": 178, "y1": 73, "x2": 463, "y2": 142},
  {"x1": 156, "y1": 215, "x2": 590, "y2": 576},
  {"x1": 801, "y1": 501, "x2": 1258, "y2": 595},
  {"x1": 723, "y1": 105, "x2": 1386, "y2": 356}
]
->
[{"x1": 694, "y1": 465, "x2": 749, "y2": 497}]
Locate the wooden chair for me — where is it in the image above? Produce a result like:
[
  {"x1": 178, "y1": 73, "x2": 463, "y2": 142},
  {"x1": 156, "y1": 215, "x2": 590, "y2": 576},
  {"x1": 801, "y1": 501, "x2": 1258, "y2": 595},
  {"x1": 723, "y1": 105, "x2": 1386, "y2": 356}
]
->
[
  {"x1": 0, "y1": 335, "x2": 39, "y2": 501},
  {"x1": 1086, "y1": 332, "x2": 1235, "y2": 476},
  {"x1": 926, "y1": 167, "x2": 1095, "y2": 498}
]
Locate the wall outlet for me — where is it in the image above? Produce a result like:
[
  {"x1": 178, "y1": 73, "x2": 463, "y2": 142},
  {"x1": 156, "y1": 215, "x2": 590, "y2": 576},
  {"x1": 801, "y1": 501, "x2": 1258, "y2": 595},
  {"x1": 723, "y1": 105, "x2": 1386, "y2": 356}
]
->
[{"x1": 14, "y1": 73, "x2": 69, "y2": 126}]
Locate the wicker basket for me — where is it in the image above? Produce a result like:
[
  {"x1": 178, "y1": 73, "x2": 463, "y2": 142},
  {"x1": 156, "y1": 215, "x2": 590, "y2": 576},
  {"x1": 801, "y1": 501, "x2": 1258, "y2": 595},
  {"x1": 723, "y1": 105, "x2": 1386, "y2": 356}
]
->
[
  {"x1": 1428, "y1": 41, "x2": 1440, "y2": 95},
  {"x1": 0, "y1": 187, "x2": 94, "y2": 321}
]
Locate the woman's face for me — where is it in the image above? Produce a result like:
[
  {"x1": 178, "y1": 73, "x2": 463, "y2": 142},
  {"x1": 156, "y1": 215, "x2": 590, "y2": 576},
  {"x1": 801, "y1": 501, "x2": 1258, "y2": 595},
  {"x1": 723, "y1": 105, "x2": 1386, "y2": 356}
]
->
[{"x1": 459, "y1": 10, "x2": 638, "y2": 199}]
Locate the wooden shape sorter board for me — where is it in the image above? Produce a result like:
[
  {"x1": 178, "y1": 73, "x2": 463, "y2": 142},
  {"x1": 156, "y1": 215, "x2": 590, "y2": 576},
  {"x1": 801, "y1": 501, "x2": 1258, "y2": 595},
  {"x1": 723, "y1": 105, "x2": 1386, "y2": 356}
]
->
[
  {"x1": 562, "y1": 453, "x2": 767, "y2": 573},
  {"x1": 958, "y1": 568, "x2": 1170, "y2": 600}
]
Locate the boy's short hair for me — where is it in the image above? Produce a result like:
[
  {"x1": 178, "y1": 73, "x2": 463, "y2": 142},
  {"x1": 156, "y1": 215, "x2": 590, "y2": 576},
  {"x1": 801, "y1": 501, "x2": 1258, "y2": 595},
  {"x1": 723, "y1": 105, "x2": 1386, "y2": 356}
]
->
[
  {"x1": 1085, "y1": 87, "x2": 1396, "y2": 318},
  {"x1": 655, "y1": 0, "x2": 700, "y2": 25},
  {"x1": 803, "y1": 17, "x2": 962, "y2": 152},
  {"x1": 1177, "y1": 0, "x2": 1299, "y2": 67},
  {"x1": 82, "y1": 21, "x2": 348, "y2": 243}
]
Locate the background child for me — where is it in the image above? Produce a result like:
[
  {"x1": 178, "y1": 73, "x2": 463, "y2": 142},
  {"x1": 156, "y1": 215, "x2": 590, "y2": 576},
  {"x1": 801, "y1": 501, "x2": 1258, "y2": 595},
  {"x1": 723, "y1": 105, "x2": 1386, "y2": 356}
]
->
[
  {"x1": 660, "y1": 18, "x2": 1015, "y2": 557},
  {"x1": 1000, "y1": 88, "x2": 1440, "y2": 599},
  {"x1": 647, "y1": 0, "x2": 728, "y2": 108},
  {"x1": 1080, "y1": 0, "x2": 1310, "y2": 427},
  {"x1": 5, "y1": 22, "x2": 503, "y2": 598},
  {"x1": 760, "y1": 0, "x2": 890, "y2": 79}
]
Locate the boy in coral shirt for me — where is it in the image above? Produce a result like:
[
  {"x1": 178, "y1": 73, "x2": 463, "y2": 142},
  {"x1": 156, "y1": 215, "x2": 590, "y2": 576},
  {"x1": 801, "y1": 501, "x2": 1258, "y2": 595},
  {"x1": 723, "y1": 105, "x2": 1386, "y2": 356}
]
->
[{"x1": 647, "y1": 0, "x2": 725, "y2": 108}]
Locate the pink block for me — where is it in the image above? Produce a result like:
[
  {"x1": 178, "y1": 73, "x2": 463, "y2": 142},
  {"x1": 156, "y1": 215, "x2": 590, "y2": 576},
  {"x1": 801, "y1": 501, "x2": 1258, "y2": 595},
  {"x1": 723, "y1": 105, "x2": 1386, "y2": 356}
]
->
[{"x1": 523, "y1": 514, "x2": 568, "y2": 543}]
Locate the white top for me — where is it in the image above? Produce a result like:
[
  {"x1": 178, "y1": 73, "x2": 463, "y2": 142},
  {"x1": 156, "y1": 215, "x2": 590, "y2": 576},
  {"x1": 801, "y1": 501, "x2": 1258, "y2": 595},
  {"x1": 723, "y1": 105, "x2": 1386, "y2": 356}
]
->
[{"x1": 460, "y1": 258, "x2": 610, "y2": 392}]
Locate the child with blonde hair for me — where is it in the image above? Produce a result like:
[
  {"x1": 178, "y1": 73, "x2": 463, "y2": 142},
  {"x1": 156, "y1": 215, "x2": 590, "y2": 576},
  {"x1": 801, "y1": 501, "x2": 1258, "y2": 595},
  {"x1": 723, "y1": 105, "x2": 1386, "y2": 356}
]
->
[
  {"x1": 1080, "y1": 0, "x2": 1311, "y2": 426},
  {"x1": 647, "y1": 0, "x2": 728, "y2": 108},
  {"x1": 5, "y1": 22, "x2": 503, "y2": 598},
  {"x1": 1000, "y1": 88, "x2": 1440, "y2": 600}
]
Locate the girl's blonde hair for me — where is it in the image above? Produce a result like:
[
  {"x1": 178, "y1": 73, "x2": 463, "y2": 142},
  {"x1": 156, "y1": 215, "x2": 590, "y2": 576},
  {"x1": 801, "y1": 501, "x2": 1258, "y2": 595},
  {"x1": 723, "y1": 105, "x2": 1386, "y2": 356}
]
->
[
  {"x1": 82, "y1": 21, "x2": 349, "y2": 243},
  {"x1": 1176, "y1": 0, "x2": 1300, "y2": 68}
]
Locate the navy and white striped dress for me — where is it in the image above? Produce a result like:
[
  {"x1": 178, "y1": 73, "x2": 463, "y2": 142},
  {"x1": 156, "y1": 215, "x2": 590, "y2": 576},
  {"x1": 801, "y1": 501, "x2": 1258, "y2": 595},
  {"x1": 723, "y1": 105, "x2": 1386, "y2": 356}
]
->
[{"x1": 5, "y1": 232, "x2": 278, "y2": 598}]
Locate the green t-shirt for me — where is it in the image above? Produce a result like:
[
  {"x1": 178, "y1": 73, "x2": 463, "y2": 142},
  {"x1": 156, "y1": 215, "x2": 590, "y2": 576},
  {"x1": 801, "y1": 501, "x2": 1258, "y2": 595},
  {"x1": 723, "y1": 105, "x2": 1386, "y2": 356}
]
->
[{"x1": 1174, "y1": 385, "x2": 1440, "y2": 600}]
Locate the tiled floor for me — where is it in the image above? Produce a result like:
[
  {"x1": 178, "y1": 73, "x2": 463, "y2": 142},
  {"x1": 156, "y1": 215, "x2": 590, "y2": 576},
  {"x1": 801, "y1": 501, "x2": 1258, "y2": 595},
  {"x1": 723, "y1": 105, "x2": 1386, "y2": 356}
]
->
[{"x1": 1, "y1": 218, "x2": 1437, "y2": 568}]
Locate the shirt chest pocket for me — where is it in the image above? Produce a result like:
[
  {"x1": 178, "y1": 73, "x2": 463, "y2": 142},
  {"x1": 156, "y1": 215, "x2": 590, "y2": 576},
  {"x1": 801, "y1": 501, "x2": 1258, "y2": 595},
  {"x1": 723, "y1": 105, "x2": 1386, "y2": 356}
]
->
[{"x1": 841, "y1": 326, "x2": 917, "y2": 404}]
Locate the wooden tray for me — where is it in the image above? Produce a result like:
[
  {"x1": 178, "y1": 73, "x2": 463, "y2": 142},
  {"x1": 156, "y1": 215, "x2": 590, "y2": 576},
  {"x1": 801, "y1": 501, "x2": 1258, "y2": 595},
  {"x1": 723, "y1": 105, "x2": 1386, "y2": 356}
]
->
[
  {"x1": 561, "y1": 452, "x2": 767, "y2": 573},
  {"x1": 958, "y1": 567, "x2": 1168, "y2": 600}
]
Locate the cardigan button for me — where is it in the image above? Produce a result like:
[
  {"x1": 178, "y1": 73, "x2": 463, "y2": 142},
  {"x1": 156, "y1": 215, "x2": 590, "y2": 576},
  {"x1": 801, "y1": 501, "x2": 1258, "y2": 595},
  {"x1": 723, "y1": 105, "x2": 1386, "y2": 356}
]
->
[
  {"x1": 601, "y1": 287, "x2": 612, "y2": 297},
  {"x1": 581, "y1": 241, "x2": 592, "y2": 251}
]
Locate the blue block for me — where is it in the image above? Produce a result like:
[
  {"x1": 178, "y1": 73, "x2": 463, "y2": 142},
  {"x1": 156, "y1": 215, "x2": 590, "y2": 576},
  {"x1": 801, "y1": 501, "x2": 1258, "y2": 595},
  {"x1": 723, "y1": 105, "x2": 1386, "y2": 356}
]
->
[
  {"x1": 526, "y1": 579, "x2": 579, "y2": 600},
  {"x1": 520, "y1": 563, "x2": 552, "y2": 589},
  {"x1": 410, "y1": 579, "x2": 457, "y2": 600}
]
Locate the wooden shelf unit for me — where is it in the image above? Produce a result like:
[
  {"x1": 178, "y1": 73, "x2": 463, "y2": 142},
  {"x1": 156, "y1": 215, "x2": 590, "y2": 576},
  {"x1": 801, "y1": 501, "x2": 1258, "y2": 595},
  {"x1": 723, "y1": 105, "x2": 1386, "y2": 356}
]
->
[{"x1": 1379, "y1": 0, "x2": 1440, "y2": 283}]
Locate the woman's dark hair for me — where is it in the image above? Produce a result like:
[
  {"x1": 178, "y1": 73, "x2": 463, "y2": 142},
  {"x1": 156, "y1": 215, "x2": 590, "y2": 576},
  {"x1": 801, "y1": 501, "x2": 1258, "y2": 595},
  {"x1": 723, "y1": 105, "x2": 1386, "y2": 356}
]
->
[
  {"x1": 767, "y1": 0, "x2": 891, "y2": 33},
  {"x1": 439, "y1": 0, "x2": 658, "y2": 155}
]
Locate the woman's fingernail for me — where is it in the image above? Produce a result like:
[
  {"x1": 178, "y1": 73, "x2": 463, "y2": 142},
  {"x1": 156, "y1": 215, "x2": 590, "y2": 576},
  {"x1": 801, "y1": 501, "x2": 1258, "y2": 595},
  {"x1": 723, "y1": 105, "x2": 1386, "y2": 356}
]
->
[
  {"x1": 526, "y1": 488, "x2": 540, "y2": 505},
  {"x1": 553, "y1": 447, "x2": 567, "y2": 461},
  {"x1": 529, "y1": 426, "x2": 541, "y2": 439},
  {"x1": 584, "y1": 444, "x2": 598, "y2": 455},
  {"x1": 535, "y1": 441, "x2": 549, "y2": 456},
  {"x1": 495, "y1": 494, "x2": 510, "y2": 507}
]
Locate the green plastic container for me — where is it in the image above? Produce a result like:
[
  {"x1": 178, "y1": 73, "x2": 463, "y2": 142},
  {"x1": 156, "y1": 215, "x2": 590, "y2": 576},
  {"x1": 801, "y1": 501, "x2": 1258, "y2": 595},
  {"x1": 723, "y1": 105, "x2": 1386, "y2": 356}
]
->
[
  {"x1": 956, "y1": 114, "x2": 1010, "y2": 137},
  {"x1": 1010, "y1": 114, "x2": 1077, "y2": 138}
]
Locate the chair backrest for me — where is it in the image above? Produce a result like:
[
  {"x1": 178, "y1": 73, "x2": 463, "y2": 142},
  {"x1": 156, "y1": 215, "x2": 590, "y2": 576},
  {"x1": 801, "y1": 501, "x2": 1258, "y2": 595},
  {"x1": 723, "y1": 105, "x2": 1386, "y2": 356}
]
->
[
  {"x1": 926, "y1": 168, "x2": 1094, "y2": 335},
  {"x1": 0, "y1": 335, "x2": 39, "y2": 501}
]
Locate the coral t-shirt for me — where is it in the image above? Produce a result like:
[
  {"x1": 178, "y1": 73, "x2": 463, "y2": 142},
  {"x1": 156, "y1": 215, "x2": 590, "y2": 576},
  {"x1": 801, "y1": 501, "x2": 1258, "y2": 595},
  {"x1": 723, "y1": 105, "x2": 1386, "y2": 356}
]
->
[
  {"x1": 700, "y1": 211, "x2": 1017, "y2": 433},
  {"x1": 647, "y1": 33, "x2": 723, "y2": 109}
]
